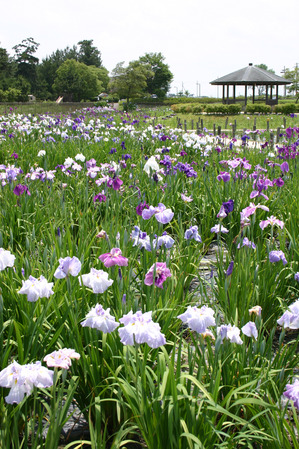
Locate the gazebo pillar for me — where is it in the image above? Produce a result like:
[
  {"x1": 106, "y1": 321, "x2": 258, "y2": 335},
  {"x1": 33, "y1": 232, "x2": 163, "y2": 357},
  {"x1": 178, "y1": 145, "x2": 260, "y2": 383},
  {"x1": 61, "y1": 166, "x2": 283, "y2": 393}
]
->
[
  {"x1": 270, "y1": 85, "x2": 273, "y2": 100},
  {"x1": 226, "y1": 85, "x2": 229, "y2": 104},
  {"x1": 252, "y1": 84, "x2": 255, "y2": 104},
  {"x1": 233, "y1": 85, "x2": 236, "y2": 103},
  {"x1": 244, "y1": 85, "x2": 247, "y2": 105},
  {"x1": 276, "y1": 84, "x2": 278, "y2": 100},
  {"x1": 266, "y1": 85, "x2": 268, "y2": 103},
  {"x1": 222, "y1": 85, "x2": 225, "y2": 103}
]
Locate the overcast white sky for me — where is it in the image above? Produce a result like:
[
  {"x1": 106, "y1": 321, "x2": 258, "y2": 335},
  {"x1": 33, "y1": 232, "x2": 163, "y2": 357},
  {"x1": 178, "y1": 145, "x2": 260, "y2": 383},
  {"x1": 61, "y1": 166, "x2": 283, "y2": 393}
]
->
[{"x1": 1, "y1": 0, "x2": 298, "y2": 97}]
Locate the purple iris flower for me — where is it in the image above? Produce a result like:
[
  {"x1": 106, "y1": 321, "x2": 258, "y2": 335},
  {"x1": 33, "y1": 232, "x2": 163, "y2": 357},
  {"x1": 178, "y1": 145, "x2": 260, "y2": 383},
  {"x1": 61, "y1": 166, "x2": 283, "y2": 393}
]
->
[
  {"x1": 13, "y1": 184, "x2": 31, "y2": 196},
  {"x1": 99, "y1": 248, "x2": 128, "y2": 267},
  {"x1": 273, "y1": 177, "x2": 284, "y2": 187},
  {"x1": 144, "y1": 262, "x2": 171, "y2": 289},
  {"x1": 222, "y1": 199, "x2": 234, "y2": 214},
  {"x1": 217, "y1": 171, "x2": 231, "y2": 182},
  {"x1": 109, "y1": 148, "x2": 117, "y2": 154},
  {"x1": 226, "y1": 261, "x2": 234, "y2": 277},
  {"x1": 93, "y1": 191, "x2": 106, "y2": 203},
  {"x1": 285, "y1": 127, "x2": 293, "y2": 139},
  {"x1": 280, "y1": 161, "x2": 289, "y2": 174},
  {"x1": 108, "y1": 177, "x2": 123, "y2": 191},
  {"x1": 295, "y1": 272, "x2": 299, "y2": 282},
  {"x1": 136, "y1": 201, "x2": 149, "y2": 216}
]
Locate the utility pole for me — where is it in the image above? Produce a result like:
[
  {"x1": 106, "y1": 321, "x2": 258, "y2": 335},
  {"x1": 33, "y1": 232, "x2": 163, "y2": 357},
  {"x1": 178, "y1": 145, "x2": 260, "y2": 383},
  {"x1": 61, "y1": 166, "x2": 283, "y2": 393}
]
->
[
  {"x1": 196, "y1": 81, "x2": 201, "y2": 97},
  {"x1": 281, "y1": 66, "x2": 287, "y2": 97}
]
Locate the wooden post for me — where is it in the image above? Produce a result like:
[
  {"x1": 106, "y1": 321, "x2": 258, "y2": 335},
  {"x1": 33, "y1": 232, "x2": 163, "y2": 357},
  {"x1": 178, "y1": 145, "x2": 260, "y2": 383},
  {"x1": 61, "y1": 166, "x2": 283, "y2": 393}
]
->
[
  {"x1": 191, "y1": 119, "x2": 194, "y2": 130},
  {"x1": 277, "y1": 127, "x2": 280, "y2": 142},
  {"x1": 201, "y1": 119, "x2": 203, "y2": 129},
  {"x1": 267, "y1": 120, "x2": 270, "y2": 131},
  {"x1": 213, "y1": 124, "x2": 216, "y2": 135},
  {"x1": 197, "y1": 122, "x2": 200, "y2": 133},
  {"x1": 283, "y1": 117, "x2": 286, "y2": 128},
  {"x1": 184, "y1": 120, "x2": 187, "y2": 132},
  {"x1": 217, "y1": 126, "x2": 221, "y2": 136},
  {"x1": 225, "y1": 117, "x2": 228, "y2": 129}
]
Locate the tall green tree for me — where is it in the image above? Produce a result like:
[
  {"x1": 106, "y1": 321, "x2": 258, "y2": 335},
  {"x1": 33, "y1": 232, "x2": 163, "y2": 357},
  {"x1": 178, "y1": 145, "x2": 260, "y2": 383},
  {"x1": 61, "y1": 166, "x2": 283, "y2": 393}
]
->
[
  {"x1": 284, "y1": 65, "x2": 299, "y2": 101},
  {"x1": 109, "y1": 61, "x2": 154, "y2": 103},
  {"x1": 78, "y1": 40, "x2": 102, "y2": 67},
  {"x1": 255, "y1": 64, "x2": 275, "y2": 96},
  {"x1": 0, "y1": 47, "x2": 15, "y2": 90},
  {"x1": 138, "y1": 52, "x2": 173, "y2": 98},
  {"x1": 52, "y1": 59, "x2": 102, "y2": 101},
  {"x1": 12, "y1": 37, "x2": 40, "y2": 93}
]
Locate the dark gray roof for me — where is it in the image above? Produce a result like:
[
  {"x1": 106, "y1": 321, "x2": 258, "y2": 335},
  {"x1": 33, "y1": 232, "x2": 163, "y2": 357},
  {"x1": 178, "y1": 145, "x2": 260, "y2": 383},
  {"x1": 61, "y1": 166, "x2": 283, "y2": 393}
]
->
[{"x1": 210, "y1": 64, "x2": 292, "y2": 85}]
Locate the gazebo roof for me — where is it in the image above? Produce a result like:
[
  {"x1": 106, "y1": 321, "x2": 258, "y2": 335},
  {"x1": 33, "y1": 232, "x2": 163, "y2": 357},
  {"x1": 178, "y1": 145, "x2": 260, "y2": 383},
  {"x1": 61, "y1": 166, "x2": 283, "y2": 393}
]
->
[{"x1": 210, "y1": 64, "x2": 292, "y2": 85}]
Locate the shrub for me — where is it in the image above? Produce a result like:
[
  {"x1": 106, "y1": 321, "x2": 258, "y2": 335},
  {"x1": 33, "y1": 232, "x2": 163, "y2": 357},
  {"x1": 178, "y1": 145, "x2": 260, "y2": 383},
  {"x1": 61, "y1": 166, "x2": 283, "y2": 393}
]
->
[
  {"x1": 227, "y1": 104, "x2": 242, "y2": 114},
  {"x1": 246, "y1": 104, "x2": 271, "y2": 114}
]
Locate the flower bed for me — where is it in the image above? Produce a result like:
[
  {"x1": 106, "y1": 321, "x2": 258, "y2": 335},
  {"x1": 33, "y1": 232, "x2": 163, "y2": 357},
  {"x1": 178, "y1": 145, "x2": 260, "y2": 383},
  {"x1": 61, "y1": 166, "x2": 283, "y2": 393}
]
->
[{"x1": 0, "y1": 106, "x2": 298, "y2": 448}]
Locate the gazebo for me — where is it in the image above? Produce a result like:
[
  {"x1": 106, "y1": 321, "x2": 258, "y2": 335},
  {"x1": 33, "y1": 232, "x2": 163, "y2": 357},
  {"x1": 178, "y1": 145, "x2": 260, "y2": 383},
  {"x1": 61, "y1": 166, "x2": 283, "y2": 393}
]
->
[{"x1": 210, "y1": 64, "x2": 292, "y2": 106}]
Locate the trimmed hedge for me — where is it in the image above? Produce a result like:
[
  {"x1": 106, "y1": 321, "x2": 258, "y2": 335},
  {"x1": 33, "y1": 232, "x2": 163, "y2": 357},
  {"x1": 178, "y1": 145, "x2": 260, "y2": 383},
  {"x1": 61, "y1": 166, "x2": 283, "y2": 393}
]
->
[
  {"x1": 170, "y1": 103, "x2": 242, "y2": 115},
  {"x1": 273, "y1": 103, "x2": 298, "y2": 114},
  {"x1": 245, "y1": 104, "x2": 272, "y2": 114}
]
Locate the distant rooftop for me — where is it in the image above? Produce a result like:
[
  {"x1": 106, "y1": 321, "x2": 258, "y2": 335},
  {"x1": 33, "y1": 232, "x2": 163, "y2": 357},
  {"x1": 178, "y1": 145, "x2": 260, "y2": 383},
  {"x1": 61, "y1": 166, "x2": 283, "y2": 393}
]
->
[{"x1": 210, "y1": 64, "x2": 292, "y2": 85}]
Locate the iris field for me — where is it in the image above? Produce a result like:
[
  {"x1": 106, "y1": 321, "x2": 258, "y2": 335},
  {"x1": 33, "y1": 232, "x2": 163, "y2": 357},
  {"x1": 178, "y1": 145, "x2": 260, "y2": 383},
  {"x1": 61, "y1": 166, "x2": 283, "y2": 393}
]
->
[{"x1": 0, "y1": 106, "x2": 298, "y2": 448}]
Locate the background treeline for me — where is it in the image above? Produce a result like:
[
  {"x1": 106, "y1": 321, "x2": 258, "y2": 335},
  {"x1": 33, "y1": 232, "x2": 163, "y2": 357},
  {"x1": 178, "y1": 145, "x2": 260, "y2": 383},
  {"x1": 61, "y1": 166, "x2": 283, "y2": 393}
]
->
[
  {"x1": 0, "y1": 38, "x2": 109, "y2": 102},
  {"x1": 0, "y1": 38, "x2": 173, "y2": 103}
]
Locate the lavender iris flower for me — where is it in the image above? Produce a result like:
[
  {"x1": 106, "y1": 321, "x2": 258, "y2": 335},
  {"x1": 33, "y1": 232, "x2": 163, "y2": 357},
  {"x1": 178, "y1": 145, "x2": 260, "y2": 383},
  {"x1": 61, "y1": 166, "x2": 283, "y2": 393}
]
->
[
  {"x1": 118, "y1": 310, "x2": 166, "y2": 348},
  {"x1": 277, "y1": 299, "x2": 299, "y2": 329},
  {"x1": 177, "y1": 305, "x2": 216, "y2": 334},
  {"x1": 54, "y1": 256, "x2": 82, "y2": 279},
  {"x1": 283, "y1": 379, "x2": 299, "y2": 410},
  {"x1": 184, "y1": 225, "x2": 202, "y2": 242},
  {"x1": 142, "y1": 203, "x2": 174, "y2": 224},
  {"x1": 241, "y1": 321, "x2": 258, "y2": 340},
  {"x1": 81, "y1": 304, "x2": 119, "y2": 333},
  {"x1": 269, "y1": 250, "x2": 287, "y2": 265}
]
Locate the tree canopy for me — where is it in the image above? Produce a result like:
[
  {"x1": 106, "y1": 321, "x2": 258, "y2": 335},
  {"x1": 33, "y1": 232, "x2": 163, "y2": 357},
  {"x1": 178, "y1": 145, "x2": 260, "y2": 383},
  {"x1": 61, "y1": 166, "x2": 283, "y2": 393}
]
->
[
  {"x1": 284, "y1": 65, "x2": 299, "y2": 100},
  {"x1": 52, "y1": 59, "x2": 102, "y2": 101},
  {"x1": 109, "y1": 61, "x2": 154, "y2": 102},
  {"x1": 138, "y1": 52, "x2": 173, "y2": 98}
]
